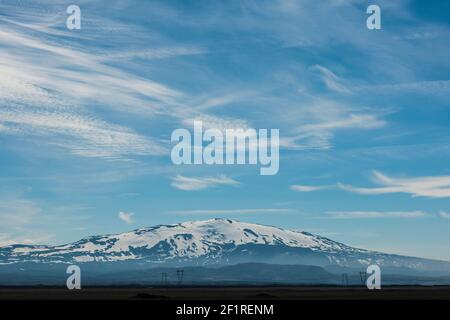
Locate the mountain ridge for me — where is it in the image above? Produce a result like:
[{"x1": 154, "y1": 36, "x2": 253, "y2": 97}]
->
[{"x1": 1, "y1": 218, "x2": 449, "y2": 277}]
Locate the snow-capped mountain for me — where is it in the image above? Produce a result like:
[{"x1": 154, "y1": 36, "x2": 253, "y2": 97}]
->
[{"x1": 1, "y1": 219, "x2": 449, "y2": 275}]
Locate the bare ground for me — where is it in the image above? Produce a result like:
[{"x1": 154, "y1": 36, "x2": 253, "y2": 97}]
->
[{"x1": 1, "y1": 286, "x2": 449, "y2": 300}]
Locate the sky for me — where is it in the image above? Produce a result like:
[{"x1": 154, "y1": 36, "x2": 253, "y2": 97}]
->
[{"x1": 0, "y1": 0, "x2": 449, "y2": 261}]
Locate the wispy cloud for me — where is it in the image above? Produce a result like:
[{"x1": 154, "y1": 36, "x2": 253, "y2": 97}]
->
[
  {"x1": 171, "y1": 175, "x2": 239, "y2": 191},
  {"x1": 327, "y1": 211, "x2": 428, "y2": 219},
  {"x1": 290, "y1": 184, "x2": 332, "y2": 192},
  {"x1": 182, "y1": 114, "x2": 249, "y2": 131},
  {"x1": 192, "y1": 91, "x2": 258, "y2": 111},
  {"x1": 0, "y1": 14, "x2": 254, "y2": 161},
  {"x1": 282, "y1": 99, "x2": 387, "y2": 150},
  {"x1": 0, "y1": 106, "x2": 167, "y2": 159},
  {"x1": 339, "y1": 171, "x2": 450, "y2": 198},
  {"x1": 360, "y1": 80, "x2": 450, "y2": 96},
  {"x1": 0, "y1": 1, "x2": 396, "y2": 161},
  {"x1": 309, "y1": 64, "x2": 351, "y2": 94},
  {"x1": 99, "y1": 46, "x2": 206, "y2": 61},
  {"x1": 0, "y1": 194, "x2": 57, "y2": 247},
  {"x1": 0, "y1": 24, "x2": 181, "y2": 108},
  {"x1": 0, "y1": 9, "x2": 187, "y2": 161},
  {"x1": 0, "y1": 233, "x2": 53, "y2": 247},
  {"x1": 170, "y1": 208, "x2": 295, "y2": 215},
  {"x1": 118, "y1": 211, "x2": 134, "y2": 224},
  {"x1": 439, "y1": 211, "x2": 450, "y2": 220},
  {"x1": 308, "y1": 114, "x2": 383, "y2": 131},
  {"x1": 0, "y1": 196, "x2": 42, "y2": 226}
]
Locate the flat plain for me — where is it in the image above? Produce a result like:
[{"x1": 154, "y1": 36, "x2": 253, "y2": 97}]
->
[{"x1": 1, "y1": 286, "x2": 449, "y2": 300}]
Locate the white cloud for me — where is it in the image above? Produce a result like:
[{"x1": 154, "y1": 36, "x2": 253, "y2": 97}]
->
[
  {"x1": 298, "y1": 114, "x2": 385, "y2": 132},
  {"x1": 0, "y1": 18, "x2": 249, "y2": 161},
  {"x1": 0, "y1": 197, "x2": 42, "y2": 226},
  {"x1": 182, "y1": 115, "x2": 249, "y2": 131},
  {"x1": 339, "y1": 171, "x2": 450, "y2": 198},
  {"x1": 290, "y1": 184, "x2": 331, "y2": 192},
  {"x1": 118, "y1": 211, "x2": 134, "y2": 224},
  {"x1": 171, "y1": 175, "x2": 239, "y2": 191},
  {"x1": 439, "y1": 211, "x2": 450, "y2": 220},
  {"x1": 0, "y1": 28, "x2": 180, "y2": 107},
  {"x1": 192, "y1": 91, "x2": 258, "y2": 111},
  {"x1": 0, "y1": 1, "x2": 396, "y2": 161},
  {"x1": 99, "y1": 46, "x2": 206, "y2": 61},
  {"x1": 282, "y1": 99, "x2": 387, "y2": 150},
  {"x1": 360, "y1": 80, "x2": 450, "y2": 96},
  {"x1": 327, "y1": 211, "x2": 427, "y2": 219},
  {"x1": 0, "y1": 239, "x2": 18, "y2": 247},
  {"x1": 0, "y1": 14, "x2": 182, "y2": 160},
  {"x1": 0, "y1": 233, "x2": 53, "y2": 247},
  {"x1": 0, "y1": 106, "x2": 167, "y2": 159},
  {"x1": 309, "y1": 64, "x2": 351, "y2": 94},
  {"x1": 0, "y1": 195, "x2": 56, "y2": 247},
  {"x1": 170, "y1": 208, "x2": 295, "y2": 215}
]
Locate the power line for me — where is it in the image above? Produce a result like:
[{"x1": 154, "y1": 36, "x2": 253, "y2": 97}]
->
[
  {"x1": 176, "y1": 269, "x2": 184, "y2": 285},
  {"x1": 161, "y1": 272, "x2": 168, "y2": 286},
  {"x1": 359, "y1": 271, "x2": 367, "y2": 286},
  {"x1": 341, "y1": 273, "x2": 349, "y2": 286}
]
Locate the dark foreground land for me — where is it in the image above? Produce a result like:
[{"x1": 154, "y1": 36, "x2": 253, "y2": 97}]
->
[{"x1": 1, "y1": 286, "x2": 450, "y2": 300}]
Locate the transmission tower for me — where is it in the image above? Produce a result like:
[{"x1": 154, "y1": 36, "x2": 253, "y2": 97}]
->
[
  {"x1": 341, "y1": 273, "x2": 349, "y2": 286},
  {"x1": 176, "y1": 269, "x2": 184, "y2": 285},
  {"x1": 359, "y1": 271, "x2": 367, "y2": 286},
  {"x1": 161, "y1": 272, "x2": 168, "y2": 286}
]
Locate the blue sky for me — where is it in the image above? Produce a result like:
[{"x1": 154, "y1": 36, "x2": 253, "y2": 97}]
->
[{"x1": 0, "y1": 0, "x2": 449, "y2": 260}]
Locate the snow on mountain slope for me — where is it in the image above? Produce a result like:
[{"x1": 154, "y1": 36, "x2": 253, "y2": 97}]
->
[
  {"x1": 1, "y1": 219, "x2": 449, "y2": 275},
  {"x1": 0, "y1": 218, "x2": 361, "y2": 263}
]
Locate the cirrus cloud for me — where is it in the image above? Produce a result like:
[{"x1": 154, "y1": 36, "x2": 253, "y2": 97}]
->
[
  {"x1": 339, "y1": 171, "x2": 450, "y2": 199},
  {"x1": 171, "y1": 175, "x2": 239, "y2": 191},
  {"x1": 327, "y1": 210, "x2": 428, "y2": 219},
  {"x1": 290, "y1": 184, "x2": 332, "y2": 192},
  {"x1": 439, "y1": 211, "x2": 450, "y2": 220}
]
